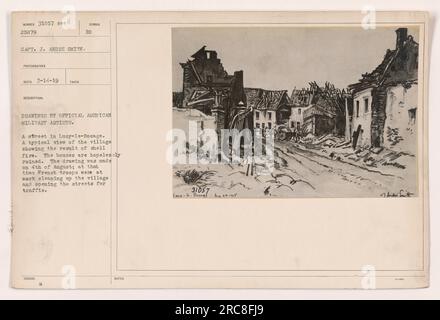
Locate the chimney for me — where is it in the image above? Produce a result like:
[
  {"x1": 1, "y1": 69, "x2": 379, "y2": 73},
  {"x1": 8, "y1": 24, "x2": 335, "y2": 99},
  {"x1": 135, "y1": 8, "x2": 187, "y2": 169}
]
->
[
  {"x1": 395, "y1": 28, "x2": 408, "y2": 49},
  {"x1": 232, "y1": 70, "x2": 245, "y2": 104},
  {"x1": 233, "y1": 71, "x2": 244, "y2": 93}
]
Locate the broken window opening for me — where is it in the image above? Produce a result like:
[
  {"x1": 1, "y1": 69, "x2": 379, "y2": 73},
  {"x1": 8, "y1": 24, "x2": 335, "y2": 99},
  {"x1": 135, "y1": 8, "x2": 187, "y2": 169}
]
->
[{"x1": 408, "y1": 108, "x2": 416, "y2": 125}]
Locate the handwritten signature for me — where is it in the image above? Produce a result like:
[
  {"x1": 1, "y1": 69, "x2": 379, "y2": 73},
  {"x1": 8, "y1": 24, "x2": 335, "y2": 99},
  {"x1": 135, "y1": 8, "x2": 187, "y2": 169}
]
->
[{"x1": 380, "y1": 190, "x2": 414, "y2": 198}]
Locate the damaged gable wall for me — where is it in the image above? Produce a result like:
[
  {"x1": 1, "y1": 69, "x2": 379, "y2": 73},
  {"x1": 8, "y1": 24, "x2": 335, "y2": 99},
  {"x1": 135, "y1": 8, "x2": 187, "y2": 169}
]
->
[
  {"x1": 350, "y1": 28, "x2": 418, "y2": 148},
  {"x1": 179, "y1": 46, "x2": 246, "y2": 130},
  {"x1": 371, "y1": 31, "x2": 418, "y2": 148}
]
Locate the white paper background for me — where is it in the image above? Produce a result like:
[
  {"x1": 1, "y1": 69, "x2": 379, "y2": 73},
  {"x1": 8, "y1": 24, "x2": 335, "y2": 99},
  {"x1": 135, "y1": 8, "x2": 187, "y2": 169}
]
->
[{"x1": 0, "y1": 0, "x2": 439, "y2": 299}]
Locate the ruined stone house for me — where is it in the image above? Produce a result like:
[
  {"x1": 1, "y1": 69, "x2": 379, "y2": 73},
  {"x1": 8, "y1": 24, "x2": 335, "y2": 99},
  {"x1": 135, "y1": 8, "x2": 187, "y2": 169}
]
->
[
  {"x1": 244, "y1": 88, "x2": 291, "y2": 130},
  {"x1": 289, "y1": 88, "x2": 314, "y2": 132},
  {"x1": 178, "y1": 46, "x2": 247, "y2": 131},
  {"x1": 302, "y1": 101, "x2": 337, "y2": 136},
  {"x1": 289, "y1": 85, "x2": 339, "y2": 136},
  {"x1": 348, "y1": 28, "x2": 418, "y2": 149}
]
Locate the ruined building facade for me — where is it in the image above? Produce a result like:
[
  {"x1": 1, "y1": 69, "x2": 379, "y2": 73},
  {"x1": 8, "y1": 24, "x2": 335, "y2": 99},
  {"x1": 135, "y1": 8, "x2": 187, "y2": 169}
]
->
[
  {"x1": 244, "y1": 88, "x2": 291, "y2": 130},
  {"x1": 348, "y1": 28, "x2": 418, "y2": 149},
  {"x1": 289, "y1": 83, "x2": 347, "y2": 136},
  {"x1": 178, "y1": 46, "x2": 247, "y2": 131}
]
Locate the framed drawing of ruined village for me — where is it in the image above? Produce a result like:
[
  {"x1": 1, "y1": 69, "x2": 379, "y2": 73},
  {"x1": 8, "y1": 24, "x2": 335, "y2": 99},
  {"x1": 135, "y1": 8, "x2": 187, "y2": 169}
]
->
[{"x1": 172, "y1": 25, "x2": 422, "y2": 199}]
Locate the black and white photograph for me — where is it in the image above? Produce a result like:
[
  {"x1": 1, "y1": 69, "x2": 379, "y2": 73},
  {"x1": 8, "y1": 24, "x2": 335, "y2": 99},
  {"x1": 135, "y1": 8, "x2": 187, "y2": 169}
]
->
[{"x1": 0, "y1": 2, "x2": 438, "y2": 302}]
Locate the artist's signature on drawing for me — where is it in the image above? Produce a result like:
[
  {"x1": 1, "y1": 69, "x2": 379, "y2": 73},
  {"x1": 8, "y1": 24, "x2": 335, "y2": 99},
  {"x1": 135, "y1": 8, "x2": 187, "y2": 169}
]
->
[
  {"x1": 380, "y1": 190, "x2": 414, "y2": 198},
  {"x1": 214, "y1": 193, "x2": 238, "y2": 198},
  {"x1": 173, "y1": 188, "x2": 239, "y2": 199}
]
